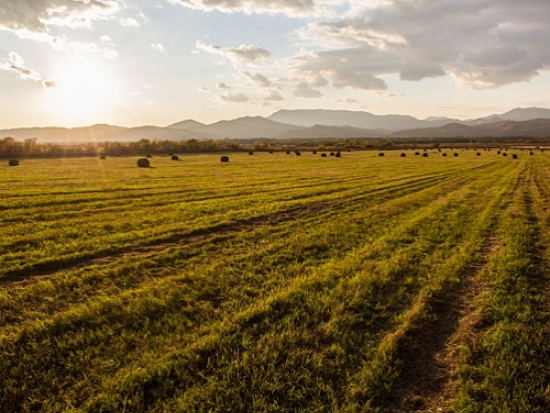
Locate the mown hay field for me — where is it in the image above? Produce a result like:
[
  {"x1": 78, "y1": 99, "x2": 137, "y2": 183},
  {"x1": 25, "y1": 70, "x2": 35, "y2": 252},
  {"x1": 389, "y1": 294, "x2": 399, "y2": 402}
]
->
[{"x1": 1, "y1": 150, "x2": 550, "y2": 412}]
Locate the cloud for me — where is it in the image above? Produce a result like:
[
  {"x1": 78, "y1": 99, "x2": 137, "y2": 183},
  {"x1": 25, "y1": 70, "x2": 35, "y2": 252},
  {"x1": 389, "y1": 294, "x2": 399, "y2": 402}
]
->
[
  {"x1": 196, "y1": 86, "x2": 210, "y2": 93},
  {"x1": 120, "y1": 17, "x2": 140, "y2": 27},
  {"x1": 151, "y1": 43, "x2": 165, "y2": 52},
  {"x1": 0, "y1": 0, "x2": 120, "y2": 33},
  {"x1": 218, "y1": 92, "x2": 250, "y2": 103},
  {"x1": 196, "y1": 40, "x2": 271, "y2": 66},
  {"x1": 0, "y1": 52, "x2": 53, "y2": 88},
  {"x1": 42, "y1": 79, "x2": 57, "y2": 88},
  {"x1": 242, "y1": 71, "x2": 276, "y2": 88},
  {"x1": 217, "y1": 82, "x2": 231, "y2": 89},
  {"x1": 336, "y1": 98, "x2": 358, "y2": 104},
  {"x1": 265, "y1": 90, "x2": 285, "y2": 101},
  {"x1": 290, "y1": 0, "x2": 550, "y2": 90},
  {"x1": 167, "y1": 0, "x2": 335, "y2": 17},
  {"x1": 293, "y1": 82, "x2": 323, "y2": 98}
]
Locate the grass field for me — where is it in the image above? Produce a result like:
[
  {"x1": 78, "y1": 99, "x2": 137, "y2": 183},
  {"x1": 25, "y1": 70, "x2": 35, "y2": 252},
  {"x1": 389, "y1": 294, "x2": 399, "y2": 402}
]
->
[{"x1": 1, "y1": 149, "x2": 550, "y2": 412}]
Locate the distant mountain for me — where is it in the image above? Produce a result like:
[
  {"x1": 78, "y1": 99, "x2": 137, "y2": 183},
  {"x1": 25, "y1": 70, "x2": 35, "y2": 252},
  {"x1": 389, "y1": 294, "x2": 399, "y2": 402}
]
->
[
  {"x1": 194, "y1": 116, "x2": 302, "y2": 139},
  {"x1": 483, "y1": 107, "x2": 550, "y2": 122},
  {"x1": 275, "y1": 124, "x2": 384, "y2": 139},
  {"x1": 98, "y1": 125, "x2": 215, "y2": 141},
  {"x1": 167, "y1": 119, "x2": 206, "y2": 129},
  {"x1": 268, "y1": 109, "x2": 454, "y2": 130},
  {"x1": 2, "y1": 107, "x2": 549, "y2": 142},
  {"x1": 0, "y1": 124, "x2": 126, "y2": 142},
  {"x1": 386, "y1": 119, "x2": 550, "y2": 138}
]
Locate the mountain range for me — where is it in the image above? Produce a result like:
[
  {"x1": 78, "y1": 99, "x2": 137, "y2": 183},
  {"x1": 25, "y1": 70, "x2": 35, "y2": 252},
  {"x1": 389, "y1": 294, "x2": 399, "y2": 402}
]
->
[{"x1": 2, "y1": 107, "x2": 550, "y2": 143}]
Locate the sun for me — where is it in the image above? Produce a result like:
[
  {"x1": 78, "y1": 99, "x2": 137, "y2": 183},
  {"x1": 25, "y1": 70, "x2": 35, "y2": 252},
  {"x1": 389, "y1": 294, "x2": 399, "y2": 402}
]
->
[{"x1": 46, "y1": 58, "x2": 117, "y2": 123}]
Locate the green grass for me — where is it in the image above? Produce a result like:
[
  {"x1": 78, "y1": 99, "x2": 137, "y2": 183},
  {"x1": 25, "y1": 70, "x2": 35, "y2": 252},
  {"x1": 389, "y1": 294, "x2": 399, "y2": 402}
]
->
[{"x1": 1, "y1": 150, "x2": 549, "y2": 412}]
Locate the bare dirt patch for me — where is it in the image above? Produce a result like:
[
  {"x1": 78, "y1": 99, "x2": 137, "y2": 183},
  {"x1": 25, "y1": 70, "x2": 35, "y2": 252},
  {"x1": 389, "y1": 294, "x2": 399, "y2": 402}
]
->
[{"x1": 382, "y1": 235, "x2": 500, "y2": 412}]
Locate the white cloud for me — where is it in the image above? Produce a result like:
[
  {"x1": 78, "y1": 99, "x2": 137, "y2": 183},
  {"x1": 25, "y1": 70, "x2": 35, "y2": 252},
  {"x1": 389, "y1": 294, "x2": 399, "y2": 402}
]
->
[
  {"x1": 0, "y1": 52, "x2": 52, "y2": 87},
  {"x1": 218, "y1": 92, "x2": 250, "y2": 103},
  {"x1": 217, "y1": 82, "x2": 231, "y2": 89},
  {"x1": 196, "y1": 40, "x2": 271, "y2": 67},
  {"x1": 151, "y1": 43, "x2": 165, "y2": 52},
  {"x1": 103, "y1": 49, "x2": 118, "y2": 59},
  {"x1": 242, "y1": 71, "x2": 275, "y2": 88},
  {"x1": 294, "y1": 82, "x2": 323, "y2": 98},
  {"x1": 337, "y1": 98, "x2": 358, "y2": 104},
  {"x1": 68, "y1": 42, "x2": 102, "y2": 54},
  {"x1": 167, "y1": 0, "x2": 338, "y2": 17},
  {"x1": 0, "y1": 0, "x2": 120, "y2": 33},
  {"x1": 288, "y1": 0, "x2": 550, "y2": 90},
  {"x1": 100, "y1": 35, "x2": 112, "y2": 42},
  {"x1": 197, "y1": 86, "x2": 210, "y2": 92},
  {"x1": 120, "y1": 17, "x2": 140, "y2": 27}
]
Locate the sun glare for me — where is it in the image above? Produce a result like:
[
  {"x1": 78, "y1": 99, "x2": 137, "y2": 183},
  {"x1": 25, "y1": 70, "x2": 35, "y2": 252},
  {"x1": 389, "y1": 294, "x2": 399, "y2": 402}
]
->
[{"x1": 47, "y1": 59, "x2": 116, "y2": 122}]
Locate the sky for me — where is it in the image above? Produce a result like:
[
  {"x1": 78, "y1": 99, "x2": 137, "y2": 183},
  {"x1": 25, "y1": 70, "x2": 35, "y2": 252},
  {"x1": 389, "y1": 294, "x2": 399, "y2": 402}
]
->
[{"x1": 1, "y1": 0, "x2": 549, "y2": 129}]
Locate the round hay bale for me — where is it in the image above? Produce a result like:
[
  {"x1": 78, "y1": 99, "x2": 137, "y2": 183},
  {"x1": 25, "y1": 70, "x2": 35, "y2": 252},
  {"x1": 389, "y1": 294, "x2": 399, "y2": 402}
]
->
[
  {"x1": 454, "y1": 153, "x2": 458, "y2": 157},
  {"x1": 476, "y1": 152, "x2": 481, "y2": 156},
  {"x1": 171, "y1": 155, "x2": 179, "y2": 161},
  {"x1": 286, "y1": 151, "x2": 290, "y2": 155},
  {"x1": 137, "y1": 158, "x2": 150, "y2": 167},
  {"x1": 330, "y1": 152, "x2": 335, "y2": 156},
  {"x1": 335, "y1": 152, "x2": 341, "y2": 158},
  {"x1": 415, "y1": 151, "x2": 420, "y2": 155},
  {"x1": 378, "y1": 152, "x2": 385, "y2": 157},
  {"x1": 220, "y1": 155, "x2": 230, "y2": 162},
  {"x1": 497, "y1": 151, "x2": 501, "y2": 154},
  {"x1": 321, "y1": 153, "x2": 327, "y2": 157},
  {"x1": 512, "y1": 154, "x2": 518, "y2": 159},
  {"x1": 422, "y1": 153, "x2": 428, "y2": 157},
  {"x1": 269, "y1": 150, "x2": 274, "y2": 154},
  {"x1": 248, "y1": 151, "x2": 254, "y2": 155},
  {"x1": 312, "y1": 150, "x2": 317, "y2": 154},
  {"x1": 99, "y1": 154, "x2": 106, "y2": 160},
  {"x1": 401, "y1": 153, "x2": 406, "y2": 157},
  {"x1": 503, "y1": 152, "x2": 508, "y2": 157},
  {"x1": 146, "y1": 154, "x2": 152, "y2": 158},
  {"x1": 295, "y1": 151, "x2": 301, "y2": 156},
  {"x1": 8, "y1": 159, "x2": 19, "y2": 166},
  {"x1": 442, "y1": 153, "x2": 447, "y2": 157},
  {"x1": 530, "y1": 152, "x2": 534, "y2": 156}
]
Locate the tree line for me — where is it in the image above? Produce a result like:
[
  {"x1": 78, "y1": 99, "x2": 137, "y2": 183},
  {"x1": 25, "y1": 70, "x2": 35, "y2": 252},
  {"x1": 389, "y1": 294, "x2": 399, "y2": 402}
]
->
[{"x1": 1, "y1": 135, "x2": 549, "y2": 158}]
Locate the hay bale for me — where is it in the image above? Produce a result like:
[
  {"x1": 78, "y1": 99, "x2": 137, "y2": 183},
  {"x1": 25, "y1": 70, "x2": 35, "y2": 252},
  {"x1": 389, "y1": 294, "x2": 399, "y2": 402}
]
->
[
  {"x1": 99, "y1": 154, "x2": 106, "y2": 160},
  {"x1": 476, "y1": 152, "x2": 481, "y2": 156},
  {"x1": 220, "y1": 155, "x2": 230, "y2": 162},
  {"x1": 8, "y1": 159, "x2": 19, "y2": 166},
  {"x1": 321, "y1": 153, "x2": 327, "y2": 157},
  {"x1": 269, "y1": 150, "x2": 274, "y2": 154},
  {"x1": 423, "y1": 153, "x2": 428, "y2": 157},
  {"x1": 146, "y1": 154, "x2": 152, "y2": 158},
  {"x1": 330, "y1": 152, "x2": 335, "y2": 156},
  {"x1": 454, "y1": 153, "x2": 458, "y2": 157},
  {"x1": 415, "y1": 151, "x2": 420, "y2": 155},
  {"x1": 286, "y1": 151, "x2": 290, "y2": 155},
  {"x1": 248, "y1": 151, "x2": 253, "y2": 155},
  {"x1": 530, "y1": 152, "x2": 534, "y2": 156},
  {"x1": 295, "y1": 151, "x2": 301, "y2": 156},
  {"x1": 442, "y1": 153, "x2": 447, "y2": 157},
  {"x1": 171, "y1": 155, "x2": 179, "y2": 161},
  {"x1": 401, "y1": 153, "x2": 406, "y2": 157},
  {"x1": 137, "y1": 158, "x2": 150, "y2": 167},
  {"x1": 335, "y1": 151, "x2": 341, "y2": 158},
  {"x1": 512, "y1": 154, "x2": 518, "y2": 159},
  {"x1": 312, "y1": 150, "x2": 317, "y2": 154},
  {"x1": 497, "y1": 151, "x2": 501, "y2": 154},
  {"x1": 503, "y1": 153, "x2": 508, "y2": 157},
  {"x1": 378, "y1": 152, "x2": 385, "y2": 157}
]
